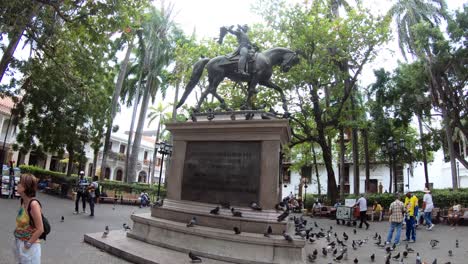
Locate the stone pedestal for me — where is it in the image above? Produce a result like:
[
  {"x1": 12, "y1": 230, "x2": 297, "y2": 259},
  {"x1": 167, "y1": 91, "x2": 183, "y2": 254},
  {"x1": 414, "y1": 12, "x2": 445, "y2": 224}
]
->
[
  {"x1": 165, "y1": 116, "x2": 290, "y2": 210},
  {"x1": 86, "y1": 112, "x2": 305, "y2": 263}
]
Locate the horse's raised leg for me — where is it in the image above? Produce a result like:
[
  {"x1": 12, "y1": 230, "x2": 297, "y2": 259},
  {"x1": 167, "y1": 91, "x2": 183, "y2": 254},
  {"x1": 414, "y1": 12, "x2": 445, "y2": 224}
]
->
[
  {"x1": 244, "y1": 80, "x2": 258, "y2": 110},
  {"x1": 196, "y1": 87, "x2": 211, "y2": 111},
  {"x1": 261, "y1": 80, "x2": 289, "y2": 112},
  {"x1": 212, "y1": 93, "x2": 229, "y2": 110}
]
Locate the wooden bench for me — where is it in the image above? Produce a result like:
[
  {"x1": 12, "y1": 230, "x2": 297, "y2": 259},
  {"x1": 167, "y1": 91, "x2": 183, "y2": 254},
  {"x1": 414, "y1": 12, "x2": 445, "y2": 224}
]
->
[
  {"x1": 44, "y1": 182, "x2": 61, "y2": 195},
  {"x1": 120, "y1": 194, "x2": 141, "y2": 205},
  {"x1": 311, "y1": 206, "x2": 333, "y2": 217},
  {"x1": 99, "y1": 196, "x2": 119, "y2": 204}
]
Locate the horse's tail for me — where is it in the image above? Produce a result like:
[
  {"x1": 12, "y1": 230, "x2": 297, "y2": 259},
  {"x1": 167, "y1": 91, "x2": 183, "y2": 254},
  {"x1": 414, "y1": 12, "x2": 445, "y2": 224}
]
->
[{"x1": 176, "y1": 58, "x2": 210, "y2": 109}]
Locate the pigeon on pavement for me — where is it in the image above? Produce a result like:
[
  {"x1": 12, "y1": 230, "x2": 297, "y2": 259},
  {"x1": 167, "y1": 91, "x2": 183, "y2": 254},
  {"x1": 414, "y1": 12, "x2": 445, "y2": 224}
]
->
[
  {"x1": 231, "y1": 208, "x2": 242, "y2": 217},
  {"x1": 250, "y1": 202, "x2": 262, "y2": 211},
  {"x1": 189, "y1": 251, "x2": 202, "y2": 263},
  {"x1": 102, "y1": 225, "x2": 109, "y2": 238},
  {"x1": 187, "y1": 216, "x2": 197, "y2": 227},
  {"x1": 283, "y1": 231, "x2": 293, "y2": 242},
  {"x1": 264, "y1": 225, "x2": 273, "y2": 237},
  {"x1": 210, "y1": 207, "x2": 220, "y2": 215},
  {"x1": 430, "y1": 239, "x2": 440, "y2": 248},
  {"x1": 123, "y1": 223, "x2": 131, "y2": 231}
]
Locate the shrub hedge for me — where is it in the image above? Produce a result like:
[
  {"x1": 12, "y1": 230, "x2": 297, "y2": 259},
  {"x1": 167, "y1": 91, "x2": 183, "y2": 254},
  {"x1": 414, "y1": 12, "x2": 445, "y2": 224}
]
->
[
  {"x1": 304, "y1": 189, "x2": 468, "y2": 210},
  {"x1": 19, "y1": 165, "x2": 166, "y2": 197}
]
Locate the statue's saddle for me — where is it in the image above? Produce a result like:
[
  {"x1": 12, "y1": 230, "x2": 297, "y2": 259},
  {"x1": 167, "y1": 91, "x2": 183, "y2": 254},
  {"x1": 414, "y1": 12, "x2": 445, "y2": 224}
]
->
[{"x1": 222, "y1": 51, "x2": 257, "y2": 65}]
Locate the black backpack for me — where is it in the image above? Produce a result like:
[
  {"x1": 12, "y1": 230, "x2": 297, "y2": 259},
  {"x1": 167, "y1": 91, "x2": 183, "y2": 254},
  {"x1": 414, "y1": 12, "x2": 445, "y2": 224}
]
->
[{"x1": 26, "y1": 199, "x2": 51, "y2": 240}]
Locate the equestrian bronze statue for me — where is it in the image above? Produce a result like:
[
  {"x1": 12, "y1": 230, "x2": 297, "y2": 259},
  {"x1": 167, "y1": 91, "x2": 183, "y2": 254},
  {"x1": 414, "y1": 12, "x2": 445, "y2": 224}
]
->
[{"x1": 176, "y1": 27, "x2": 299, "y2": 112}]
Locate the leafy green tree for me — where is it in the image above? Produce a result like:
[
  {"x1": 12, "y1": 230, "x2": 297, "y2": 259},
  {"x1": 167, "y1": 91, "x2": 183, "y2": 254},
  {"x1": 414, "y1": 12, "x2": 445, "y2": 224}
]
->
[
  {"x1": 8, "y1": 1, "x2": 148, "y2": 176},
  {"x1": 388, "y1": 0, "x2": 448, "y2": 59},
  {"x1": 147, "y1": 102, "x2": 170, "y2": 182},
  {"x1": 127, "y1": 5, "x2": 179, "y2": 183},
  {"x1": 255, "y1": 0, "x2": 390, "y2": 201}
]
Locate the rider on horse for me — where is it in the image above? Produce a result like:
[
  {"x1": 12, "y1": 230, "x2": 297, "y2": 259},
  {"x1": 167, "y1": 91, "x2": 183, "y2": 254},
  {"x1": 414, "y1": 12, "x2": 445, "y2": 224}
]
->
[{"x1": 219, "y1": 24, "x2": 253, "y2": 77}]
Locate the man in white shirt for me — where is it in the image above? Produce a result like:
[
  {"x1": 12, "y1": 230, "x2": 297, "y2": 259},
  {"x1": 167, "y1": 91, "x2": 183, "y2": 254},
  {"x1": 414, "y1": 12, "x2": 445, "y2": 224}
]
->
[
  {"x1": 354, "y1": 194, "x2": 369, "y2": 230},
  {"x1": 422, "y1": 188, "x2": 435, "y2": 230}
]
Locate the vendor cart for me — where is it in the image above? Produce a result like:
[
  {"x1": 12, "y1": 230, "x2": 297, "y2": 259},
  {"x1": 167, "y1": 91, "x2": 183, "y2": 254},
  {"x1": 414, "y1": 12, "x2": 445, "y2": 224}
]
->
[
  {"x1": 1, "y1": 165, "x2": 21, "y2": 198},
  {"x1": 335, "y1": 204, "x2": 358, "y2": 226}
]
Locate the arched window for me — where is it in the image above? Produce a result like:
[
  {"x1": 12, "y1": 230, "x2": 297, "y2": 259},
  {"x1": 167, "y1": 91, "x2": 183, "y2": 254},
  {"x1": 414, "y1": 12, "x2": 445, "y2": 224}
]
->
[
  {"x1": 105, "y1": 167, "x2": 111, "y2": 179},
  {"x1": 138, "y1": 171, "x2": 147, "y2": 183},
  {"x1": 116, "y1": 169, "x2": 123, "y2": 181}
]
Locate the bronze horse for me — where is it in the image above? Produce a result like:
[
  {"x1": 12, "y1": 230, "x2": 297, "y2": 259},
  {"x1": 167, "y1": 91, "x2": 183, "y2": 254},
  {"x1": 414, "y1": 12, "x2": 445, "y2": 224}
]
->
[{"x1": 176, "y1": 47, "x2": 299, "y2": 112}]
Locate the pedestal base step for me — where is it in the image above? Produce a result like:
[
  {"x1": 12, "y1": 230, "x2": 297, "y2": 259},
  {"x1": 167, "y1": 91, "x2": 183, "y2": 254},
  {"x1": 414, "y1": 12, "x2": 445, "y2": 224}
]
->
[
  {"x1": 153, "y1": 199, "x2": 287, "y2": 234},
  {"x1": 129, "y1": 213, "x2": 305, "y2": 264},
  {"x1": 84, "y1": 230, "x2": 231, "y2": 264}
]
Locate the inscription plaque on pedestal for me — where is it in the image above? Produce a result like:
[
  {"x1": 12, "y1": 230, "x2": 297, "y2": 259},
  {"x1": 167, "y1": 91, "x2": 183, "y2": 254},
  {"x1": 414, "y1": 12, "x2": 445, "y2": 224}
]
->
[{"x1": 181, "y1": 141, "x2": 261, "y2": 206}]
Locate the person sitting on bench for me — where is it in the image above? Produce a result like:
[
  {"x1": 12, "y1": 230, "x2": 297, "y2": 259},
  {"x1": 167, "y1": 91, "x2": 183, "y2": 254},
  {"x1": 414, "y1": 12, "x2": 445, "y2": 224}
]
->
[{"x1": 448, "y1": 203, "x2": 463, "y2": 226}]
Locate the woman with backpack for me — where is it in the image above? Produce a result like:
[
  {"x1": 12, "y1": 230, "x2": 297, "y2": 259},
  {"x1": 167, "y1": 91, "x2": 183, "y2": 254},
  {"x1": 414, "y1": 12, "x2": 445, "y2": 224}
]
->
[{"x1": 14, "y1": 173, "x2": 44, "y2": 263}]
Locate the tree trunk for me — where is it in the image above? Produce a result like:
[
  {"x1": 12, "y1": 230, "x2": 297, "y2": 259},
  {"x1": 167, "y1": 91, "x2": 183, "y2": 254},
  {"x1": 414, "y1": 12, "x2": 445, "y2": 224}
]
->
[
  {"x1": 351, "y1": 95, "x2": 359, "y2": 194},
  {"x1": 311, "y1": 87, "x2": 337, "y2": 203},
  {"x1": 125, "y1": 84, "x2": 142, "y2": 183},
  {"x1": 339, "y1": 127, "x2": 345, "y2": 201},
  {"x1": 66, "y1": 150, "x2": 74, "y2": 177},
  {"x1": 0, "y1": 4, "x2": 39, "y2": 83},
  {"x1": 389, "y1": 155, "x2": 393, "y2": 193},
  {"x1": 311, "y1": 144, "x2": 321, "y2": 196},
  {"x1": 362, "y1": 128, "x2": 370, "y2": 192},
  {"x1": 100, "y1": 38, "x2": 134, "y2": 181},
  {"x1": 417, "y1": 112, "x2": 429, "y2": 188},
  {"x1": 393, "y1": 153, "x2": 398, "y2": 193},
  {"x1": 128, "y1": 76, "x2": 153, "y2": 183},
  {"x1": 92, "y1": 149, "x2": 98, "y2": 177},
  {"x1": 442, "y1": 106, "x2": 458, "y2": 189}
]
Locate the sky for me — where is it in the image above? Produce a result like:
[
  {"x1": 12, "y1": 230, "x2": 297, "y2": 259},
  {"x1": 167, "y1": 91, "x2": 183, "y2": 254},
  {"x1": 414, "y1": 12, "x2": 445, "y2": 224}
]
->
[{"x1": 113, "y1": 0, "x2": 465, "y2": 137}]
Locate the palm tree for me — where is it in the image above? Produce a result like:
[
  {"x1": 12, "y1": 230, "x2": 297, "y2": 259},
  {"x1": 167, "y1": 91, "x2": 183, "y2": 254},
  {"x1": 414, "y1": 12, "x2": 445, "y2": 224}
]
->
[
  {"x1": 127, "y1": 5, "x2": 177, "y2": 183},
  {"x1": 388, "y1": 0, "x2": 448, "y2": 60},
  {"x1": 100, "y1": 33, "x2": 135, "y2": 180},
  {"x1": 388, "y1": 0, "x2": 454, "y2": 187},
  {"x1": 147, "y1": 102, "x2": 170, "y2": 183}
]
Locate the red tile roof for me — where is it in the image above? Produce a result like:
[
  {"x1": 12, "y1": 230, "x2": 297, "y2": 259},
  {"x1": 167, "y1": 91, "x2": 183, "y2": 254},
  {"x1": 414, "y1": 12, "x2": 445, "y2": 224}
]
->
[{"x1": 0, "y1": 96, "x2": 15, "y2": 115}]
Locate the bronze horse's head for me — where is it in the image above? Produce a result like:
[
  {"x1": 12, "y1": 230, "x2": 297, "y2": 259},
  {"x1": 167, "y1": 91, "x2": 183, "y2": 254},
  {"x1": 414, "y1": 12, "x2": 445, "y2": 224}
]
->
[{"x1": 281, "y1": 51, "x2": 300, "y2": 72}]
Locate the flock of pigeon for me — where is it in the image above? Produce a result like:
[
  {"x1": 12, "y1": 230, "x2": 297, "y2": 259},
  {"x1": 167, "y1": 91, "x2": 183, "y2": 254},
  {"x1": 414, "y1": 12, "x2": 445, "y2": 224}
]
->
[
  {"x1": 94, "y1": 200, "x2": 459, "y2": 264},
  {"x1": 300, "y1": 219, "x2": 456, "y2": 264}
]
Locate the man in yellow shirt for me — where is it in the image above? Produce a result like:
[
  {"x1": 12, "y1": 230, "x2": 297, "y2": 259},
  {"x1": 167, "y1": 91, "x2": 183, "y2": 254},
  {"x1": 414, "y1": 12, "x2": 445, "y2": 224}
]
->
[{"x1": 403, "y1": 191, "x2": 418, "y2": 242}]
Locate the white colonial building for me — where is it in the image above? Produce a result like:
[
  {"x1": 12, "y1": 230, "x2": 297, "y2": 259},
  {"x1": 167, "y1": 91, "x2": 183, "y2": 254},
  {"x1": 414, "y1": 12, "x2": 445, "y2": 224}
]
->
[
  {"x1": 283, "y1": 141, "x2": 468, "y2": 199},
  {"x1": 0, "y1": 97, "x2": 168, "y2": 184}
]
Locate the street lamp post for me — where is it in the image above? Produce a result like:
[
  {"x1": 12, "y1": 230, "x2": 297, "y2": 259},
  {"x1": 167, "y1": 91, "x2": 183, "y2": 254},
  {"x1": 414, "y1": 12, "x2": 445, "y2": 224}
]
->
[
  {"x1": 155, "y1": 141, "x2": 172, "y2": 201},
  {"x1": 381, "y1": 137, "x2": 405, "y2": 193},
  {"x1": 303, "y1": 179, "x2": 308, "y2": 210}
]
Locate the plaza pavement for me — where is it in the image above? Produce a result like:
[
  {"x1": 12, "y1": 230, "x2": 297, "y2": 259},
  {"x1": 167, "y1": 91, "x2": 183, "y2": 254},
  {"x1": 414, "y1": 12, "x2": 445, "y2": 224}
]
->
[
  {"x1": 1, "y1": 193, "x2": 467, "y2": 264},
  {"x1": 0, "y1": 192, "x2": 140, "y2": 264},
  {"x1": 300, "y1": 214, "x2": 468, "y2": 264}
]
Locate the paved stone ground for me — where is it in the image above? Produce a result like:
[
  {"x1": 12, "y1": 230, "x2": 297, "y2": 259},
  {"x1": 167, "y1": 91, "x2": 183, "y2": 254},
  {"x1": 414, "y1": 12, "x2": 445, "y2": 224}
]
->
[
  {"x1": 1, "y1": 193, "x2": 467, "y2": 264},
  {"x1": 301, "y1": 215, "x2": 468, "y2": 264},
  {"x1": 0, "y1": 192, "x2": 144, "y2": 264}
]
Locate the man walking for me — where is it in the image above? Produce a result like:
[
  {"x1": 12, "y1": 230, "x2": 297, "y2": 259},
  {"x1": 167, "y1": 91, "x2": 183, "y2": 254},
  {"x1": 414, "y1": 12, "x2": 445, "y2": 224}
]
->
[
  {"x1": 88, "y1": 176, "x2": 99, "y2": 217},
  {"x1": 354, "y1": 194, "x2": 369, "y2": 230},
  {"x1": 403, "y1": 191, "x2": 418, "y2": 242},
  {"x1": 386, "y1": 194, "x2": 405, "y2": 245},
  {"x1": 74, "y1": 171, "x2": 88, "y2": 214},
  {"x1": 423, "y1": 188, "x2": 435, "y2": 230}
]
